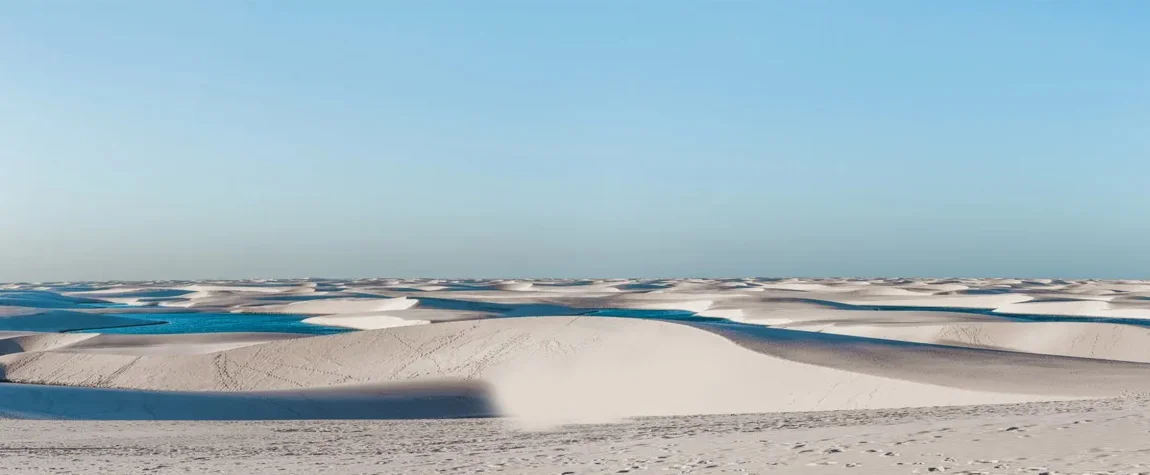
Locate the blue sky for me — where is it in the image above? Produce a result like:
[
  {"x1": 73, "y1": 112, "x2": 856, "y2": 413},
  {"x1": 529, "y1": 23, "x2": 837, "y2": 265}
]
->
[{"x1": 2, "y1": 1, "x2": 1148, "y2": 281}]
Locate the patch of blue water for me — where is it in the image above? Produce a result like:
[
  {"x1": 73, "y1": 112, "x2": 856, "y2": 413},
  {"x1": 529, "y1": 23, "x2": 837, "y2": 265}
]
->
[
  {"x1": 0, "y1": 291, "x2": 108, "y2": 309},
  {"x1": 69, "y1": 313, "x2": 351, "y2": 335},
  {"x1": 414, "y1": 297, "x2": 514, "y2": 313}
]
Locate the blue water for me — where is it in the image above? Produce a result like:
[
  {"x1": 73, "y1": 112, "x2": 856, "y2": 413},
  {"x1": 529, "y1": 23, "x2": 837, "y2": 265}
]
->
[
  {"x1": 106, "y1": 289, "x2": 194, "y2": 298},
  {"x1": 69, "y1": 313, "x2": 352, "y2": 335},
  {"x1": 0, "y1": 291, "x2": 109, "y2": 309}
]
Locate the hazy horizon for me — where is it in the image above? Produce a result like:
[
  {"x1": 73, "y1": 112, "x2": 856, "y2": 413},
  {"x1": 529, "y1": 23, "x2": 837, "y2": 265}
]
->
[
  {"x1": 4, "y1": 2, "x2": 1148, "y2": 282},
  {"x1": 3, "y1": 274, "x2": 1145, "y2": 286}
]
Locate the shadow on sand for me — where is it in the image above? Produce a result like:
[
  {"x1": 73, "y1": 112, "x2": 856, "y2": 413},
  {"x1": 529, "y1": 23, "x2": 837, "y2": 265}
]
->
[{"x1": 0, "y1": 379, "x2": 499, "y2": 420}]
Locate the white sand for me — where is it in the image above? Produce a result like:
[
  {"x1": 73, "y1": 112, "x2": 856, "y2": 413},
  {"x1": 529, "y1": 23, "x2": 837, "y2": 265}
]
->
[
  {"x1": 248, "y1": 296, "x2": 419, "y2": 315},
  {"x1": 825, "y1": 293, "x2": 1034, "y2": 309},
  {"x1": 0, "y1": 316, "x2": 1105, "y2": 424},
  {"x1": 787, "y1": 319, "x2": 1150, "y2": 363},
  {"x1": 301, "y1": 314, "x2": 429, "y2": 330},
  {"x1": 995, "y1": 299, "x2": 1150, "y2": 319},
  {"x1": 5, "y1": 277, "x2": 1150, "y2": 428},
  {"x1": 55, "y1": 332, "x2": 309, "y2": 355},
  {"x1": 4, "y1": 397, "x2": 1150, "y2": 474},
  {"x1": 0, "y1": 331, "x2": 99, "y2": 356}
]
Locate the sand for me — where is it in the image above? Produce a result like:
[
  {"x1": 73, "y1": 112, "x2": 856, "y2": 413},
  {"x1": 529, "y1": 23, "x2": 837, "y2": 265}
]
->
[
  {"x1": 4, "y1": 397, "x2": 1150, "y2": 474},
  {"x1": 53, "y1": 332, "x2": 309, "y2": 355},
  {"x1": 8, "y1": 278, "x2": 1150, "y2": 472},
  {"x1": 4, "y1": 278, "x2": 1150, "y2": 425},
  {"x1": 301, "y1": 313, "x2": 430, "y2": 330},
  {"x1": 785, "y1": 319, "x2": 1150, "y2": 363},
  {"x1": 0, "y1": 317, "x2": 1071, "y2": 424},
  {"x1": 247, "y1": 296, "x2": 420, "y2": 315},
  {"x1": 0, "y1": 331, "x2": 99, "y2": 356}
]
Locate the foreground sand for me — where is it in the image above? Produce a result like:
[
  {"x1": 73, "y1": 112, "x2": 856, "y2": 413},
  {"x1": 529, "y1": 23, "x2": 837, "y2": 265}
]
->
[{"x1": 4, "y1": 397, "x2": 1149, "y2": 474}]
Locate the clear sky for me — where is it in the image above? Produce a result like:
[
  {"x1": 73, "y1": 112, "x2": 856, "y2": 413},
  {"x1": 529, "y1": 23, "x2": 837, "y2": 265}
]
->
[{"x1": 2, "y1": 1, "x2": 1148, "y2": 281}]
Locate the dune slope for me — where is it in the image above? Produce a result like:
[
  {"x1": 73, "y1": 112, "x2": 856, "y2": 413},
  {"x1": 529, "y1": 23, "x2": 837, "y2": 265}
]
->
[{"x1": 0, "y1": 316, "x2": 1086, "y2": 421}]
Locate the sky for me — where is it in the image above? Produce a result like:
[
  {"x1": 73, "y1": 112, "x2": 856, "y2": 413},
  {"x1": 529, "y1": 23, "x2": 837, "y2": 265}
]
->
[{"x1": 2, "y1": 1, "x2": 1148, "y2": 281}]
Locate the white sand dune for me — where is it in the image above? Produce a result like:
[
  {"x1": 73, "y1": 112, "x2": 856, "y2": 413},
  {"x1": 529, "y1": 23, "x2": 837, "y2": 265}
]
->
[
  {"x1": 842, "y1": 286, "x2": 933, "y2": 297},
  {"x1": 491, "y1": 281, "x2": 534, "y2": 291},
  {"x1": 0, "y1": 332, "x2": 99, "y2": 356},
  {"x1": 0, "y1": 330, "x2": 307, "y2": 357},
  {"x1": 180, "y1": 284, "x2": 313, "y2": 294},
  {"x1": 5, "y1": 277, "x2": 1150, "y2": 424},
  {"x1": 480, "y1": 318, "x2": 1061, "y2": 425},
  {"x1": 249, "y1": 297, "x2": 419, "y2": 315},
  {"x1": 786, "y1": 320, "x2": 1150, "y2": 363},
  {"x1": 0, "y1": 316, "x2": 1091, "y2": 423},
  {"x1": 56, "y1": 332, "x2": 309, "y2": 356},
  {"x1": 148, "y1": 284, "x2": 325, "y2": 309},
  {"x1": 757, "y1": 282, "x2": 843, "y2": 292},
  {"x1": 904, "y1": 282, "x2": 971, "y2": 292},
  {"x1": 64, "y1": 287, "x2": 151, "y2": 296},
  {"x1": 400, "y1": 284, "x2": 450, "y2": 291},
  {"x1": 302, "y1": 314, "x2": 429, "y2": 330},
  {"x1": 707, "y1": 322, "x2": 1150, "y2": 399},
  {"x1": 825, "y1": 293, "x2": 1033, "y2": 308},
  {"x1": 995, "y1": 299, "x2": 1150, "y2": 319},
  {"x1": 628, "y1": 299, "x2": 715, "y2": 312},
  {"x1": 152, "y1": 290, "x2": 253, "y2": 308}
]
